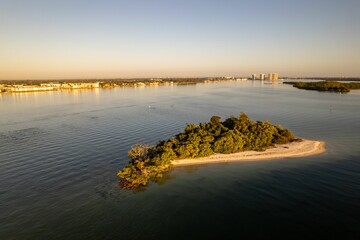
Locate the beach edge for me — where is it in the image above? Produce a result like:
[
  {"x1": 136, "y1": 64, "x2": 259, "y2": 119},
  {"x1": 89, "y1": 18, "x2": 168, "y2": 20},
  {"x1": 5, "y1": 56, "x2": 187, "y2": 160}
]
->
[{"x1": 172, "y1": 139, "x2": 325, "y2": 166}]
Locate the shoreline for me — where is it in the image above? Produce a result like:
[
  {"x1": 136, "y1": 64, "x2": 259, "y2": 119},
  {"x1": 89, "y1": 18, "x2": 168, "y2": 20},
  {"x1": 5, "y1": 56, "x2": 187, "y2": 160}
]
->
[
  {"x1": 172, "y1": 139, "x2": 325, "y2": 166},
  {"x1": 0, "y1": 78, "x2": 230, "y2": 93}
]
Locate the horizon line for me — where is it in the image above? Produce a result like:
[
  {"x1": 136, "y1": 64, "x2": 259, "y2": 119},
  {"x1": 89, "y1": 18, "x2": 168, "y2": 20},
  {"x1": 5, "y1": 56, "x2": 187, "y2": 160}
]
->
[{"x1": 1, "y1": 76, "x2": 360, "y2": 81}]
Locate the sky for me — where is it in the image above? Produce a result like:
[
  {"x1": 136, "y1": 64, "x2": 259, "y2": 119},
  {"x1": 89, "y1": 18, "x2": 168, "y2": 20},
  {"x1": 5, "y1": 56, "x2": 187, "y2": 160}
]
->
[{"x1": 0, "y1": 0, "x2": 359, "y2": 80}]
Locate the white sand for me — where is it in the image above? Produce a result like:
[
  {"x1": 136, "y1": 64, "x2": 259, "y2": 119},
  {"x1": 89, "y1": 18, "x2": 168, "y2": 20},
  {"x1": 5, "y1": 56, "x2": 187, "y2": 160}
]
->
[{"x1": 172, "y1": 139, "x2": 325, "y2": 166}]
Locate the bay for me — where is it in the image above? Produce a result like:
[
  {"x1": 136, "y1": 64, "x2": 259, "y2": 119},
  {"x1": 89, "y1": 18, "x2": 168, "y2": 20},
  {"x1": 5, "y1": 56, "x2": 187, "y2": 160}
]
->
[{"x1": 0, "y1": 81, "x2": 359, "y2": 239}]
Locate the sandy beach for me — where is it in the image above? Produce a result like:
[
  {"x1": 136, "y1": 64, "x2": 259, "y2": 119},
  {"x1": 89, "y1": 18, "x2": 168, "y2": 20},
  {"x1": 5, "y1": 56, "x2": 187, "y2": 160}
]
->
[{"x1": 172, "y1": 139, "x2": 325, "y2": 166}]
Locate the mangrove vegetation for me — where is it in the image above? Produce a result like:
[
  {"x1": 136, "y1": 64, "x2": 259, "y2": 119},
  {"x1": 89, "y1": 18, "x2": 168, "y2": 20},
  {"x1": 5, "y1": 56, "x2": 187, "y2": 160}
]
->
[
  {"x1": 285, "y1": 81, "x2": 360, "y2": 93},
  {"x1": 118, "y1": 113, "x2": 296, "y2": 189}
]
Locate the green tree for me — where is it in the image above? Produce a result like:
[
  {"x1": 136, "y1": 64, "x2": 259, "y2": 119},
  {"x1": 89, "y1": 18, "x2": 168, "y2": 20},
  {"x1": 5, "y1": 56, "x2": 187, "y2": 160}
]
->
[{"x1": 118, "y1": 113, "x2": 296, "y2": 189}]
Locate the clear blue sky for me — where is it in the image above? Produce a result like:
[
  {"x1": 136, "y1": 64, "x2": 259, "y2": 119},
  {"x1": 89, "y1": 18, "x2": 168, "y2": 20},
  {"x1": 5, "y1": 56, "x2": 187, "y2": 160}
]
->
[{"x1": 0, "y1": 0, "x2": 359, "y2": 79}]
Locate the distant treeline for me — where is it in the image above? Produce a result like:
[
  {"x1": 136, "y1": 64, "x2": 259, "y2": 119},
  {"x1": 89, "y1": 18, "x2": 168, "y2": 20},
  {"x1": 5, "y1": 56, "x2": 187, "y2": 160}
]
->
[
  {"x1": 284, "y1": 81, "x2": 360, "y2": 93},
  {"x1": 0, "y1": 79, "x2": 101, "y2": 85},
  {"x1": 118, "y1": 113, "x2": 297, "y2": 189},
  {"x1": 284, "y1": 77, "x2": 360, "y2": 82},
  {"x1": 0, "y1": 78, "x2": 217, "y2": 86}
]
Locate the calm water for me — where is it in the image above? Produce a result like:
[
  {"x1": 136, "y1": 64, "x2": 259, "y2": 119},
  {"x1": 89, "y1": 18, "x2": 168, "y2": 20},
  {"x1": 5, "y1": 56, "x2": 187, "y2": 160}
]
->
[{"x1": 1, "y1": 81, "x2": 360, "y2": 239}]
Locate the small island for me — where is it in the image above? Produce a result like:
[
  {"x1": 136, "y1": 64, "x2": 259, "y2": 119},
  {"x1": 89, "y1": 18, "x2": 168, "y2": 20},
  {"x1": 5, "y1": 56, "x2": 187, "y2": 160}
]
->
[
  {"x1": 117, "y1": 113, "x2": 325, "y2": 189},
  {"x1": 284, "y1": 81, "x2": 360, "y2": 93}
]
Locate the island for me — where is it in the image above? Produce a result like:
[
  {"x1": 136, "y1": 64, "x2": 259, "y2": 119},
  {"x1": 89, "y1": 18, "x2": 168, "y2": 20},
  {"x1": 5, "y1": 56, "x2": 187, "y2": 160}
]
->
[
  {"x1": 117, "y1": 113, "x2": 325, "y2": 189},
  {"x1": 284, "y1": 81, "x2": 360, "y2": 93}
]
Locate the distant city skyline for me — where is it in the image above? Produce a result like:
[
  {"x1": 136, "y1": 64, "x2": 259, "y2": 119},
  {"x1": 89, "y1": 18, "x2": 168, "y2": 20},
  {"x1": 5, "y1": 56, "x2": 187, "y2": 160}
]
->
[{"x1": 1, "y1": 0, "x2": 359, "y2": 80}]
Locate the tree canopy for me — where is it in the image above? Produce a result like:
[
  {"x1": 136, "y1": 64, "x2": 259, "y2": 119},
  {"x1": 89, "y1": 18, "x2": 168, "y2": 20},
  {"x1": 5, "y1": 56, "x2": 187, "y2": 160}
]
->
[
  {"x1": 118, "y1": 113, "x2": 296, "y2": 189},
  {"x1": 287, "y1": 81, "x2": 360, "y2": 93}
]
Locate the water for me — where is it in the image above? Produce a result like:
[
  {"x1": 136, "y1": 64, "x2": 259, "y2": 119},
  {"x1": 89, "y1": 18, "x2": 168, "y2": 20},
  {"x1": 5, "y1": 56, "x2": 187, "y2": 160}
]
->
[{"x1": 0, "y1": 81, "x2": 359, "y2": 239}]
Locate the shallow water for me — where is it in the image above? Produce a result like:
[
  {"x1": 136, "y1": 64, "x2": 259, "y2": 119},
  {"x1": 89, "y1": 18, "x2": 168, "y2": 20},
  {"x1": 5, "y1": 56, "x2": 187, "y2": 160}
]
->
[{"x1": 0, "y1": 81, "x2": 359, "y2": 239}]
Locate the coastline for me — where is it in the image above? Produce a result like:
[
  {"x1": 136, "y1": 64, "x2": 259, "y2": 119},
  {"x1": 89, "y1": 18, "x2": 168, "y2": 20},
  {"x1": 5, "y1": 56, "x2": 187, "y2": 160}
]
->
[
  {"x1": 172, "y1": 139, "x2": 325, "y2": 166},
  {"x1": 0, "y1": 78, "x2": 233, "y2": 93}
]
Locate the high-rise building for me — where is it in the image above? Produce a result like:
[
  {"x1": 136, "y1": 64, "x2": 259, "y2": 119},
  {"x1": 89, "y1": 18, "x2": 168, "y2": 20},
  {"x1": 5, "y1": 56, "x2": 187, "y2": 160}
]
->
[
  {"x1": 259, "y1": 74, "x2": 265, "y2": 80},
  {"x1": 268, "y1": 73, "x2": 279, "y2": 81},
  {"x1": 251, "y1": 74, "x2": 257, "y2": 80}
]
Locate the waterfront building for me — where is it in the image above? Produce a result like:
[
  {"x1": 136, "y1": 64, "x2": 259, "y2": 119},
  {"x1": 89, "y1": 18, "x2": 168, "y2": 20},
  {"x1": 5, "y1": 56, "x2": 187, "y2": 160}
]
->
[
  {"x1": 61, "y1": 82, "x2": 100, "y2": 89},
  {"x1": 252, "y1": 74, "x2": 257, "y2": 80},
  {"x1": 40, "y1": 83, "x2": 61, "y2": 88},
  {"x1": 134, "y1": 82, "x2": 146, "y2": 87},
  {"x1": 149, "y1": 81, "x2": 160, "y2": 86},
  {"x1": 268, "y1": 73, "x2": 279, "y2": 81},
  {"x1": 259, "y1": 74, "x2": 265, "y2": 80},
  {"x1": 8, "y1": 85, "x2": 55, "y2": 92}
]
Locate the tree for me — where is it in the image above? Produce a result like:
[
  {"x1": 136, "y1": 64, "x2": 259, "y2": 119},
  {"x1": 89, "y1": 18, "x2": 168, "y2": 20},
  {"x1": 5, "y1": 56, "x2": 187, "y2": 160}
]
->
[{"x1": 128, "y1": 144, "x2": 152, "y2": 160}]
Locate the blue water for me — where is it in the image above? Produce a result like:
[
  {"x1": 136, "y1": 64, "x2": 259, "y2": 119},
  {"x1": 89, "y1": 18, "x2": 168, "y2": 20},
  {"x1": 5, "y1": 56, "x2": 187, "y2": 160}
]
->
[{"x1": 0, "y1": 81, "x2": 359, "y2": 239}]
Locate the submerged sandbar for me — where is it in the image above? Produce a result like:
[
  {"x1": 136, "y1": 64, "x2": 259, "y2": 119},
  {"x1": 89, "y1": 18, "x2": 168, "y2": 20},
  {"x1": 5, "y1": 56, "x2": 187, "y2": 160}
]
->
[{"x1": 172, "y1": 139, "x2": 325, "y2": 166}]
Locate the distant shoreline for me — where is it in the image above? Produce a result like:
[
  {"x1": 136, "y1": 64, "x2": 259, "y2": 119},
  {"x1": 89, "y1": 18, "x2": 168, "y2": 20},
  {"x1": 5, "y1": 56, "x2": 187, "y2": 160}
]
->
[
  {"x1": 2, "y1": 77, "x2": 360, "y2": 94},
  {"x1": 0, "y1": 78, "x2": 233, "y2": 93},
  {"x1": 172, "y1": 139, "x2": 325, "y2": 166}
]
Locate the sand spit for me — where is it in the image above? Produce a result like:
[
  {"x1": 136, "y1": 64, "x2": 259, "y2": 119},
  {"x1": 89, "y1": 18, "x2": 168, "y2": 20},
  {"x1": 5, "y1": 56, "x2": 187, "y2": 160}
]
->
[{"x1": 172, "y1": 140, "x2": 325, "y2": 166}]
